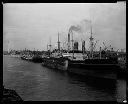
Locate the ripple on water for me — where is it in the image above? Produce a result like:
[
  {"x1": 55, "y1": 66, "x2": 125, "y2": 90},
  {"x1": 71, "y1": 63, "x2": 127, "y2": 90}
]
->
[{"x1": 3, "y1": 56, "x2": 125, "y2": 101}]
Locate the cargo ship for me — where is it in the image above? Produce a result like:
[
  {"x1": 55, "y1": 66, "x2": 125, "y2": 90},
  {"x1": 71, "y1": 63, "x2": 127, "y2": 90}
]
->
[
  {"x1": 42, "y1": 23, "x2": 121, "y2": 79},
  {"x1": 20, "y1": 50, "x2": 43, "y2": 63}
]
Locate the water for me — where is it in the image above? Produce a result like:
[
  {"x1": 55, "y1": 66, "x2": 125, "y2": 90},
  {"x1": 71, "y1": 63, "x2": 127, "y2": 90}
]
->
[{"x1": 3, "y1": 55, "x2": 126, "y2": 101}]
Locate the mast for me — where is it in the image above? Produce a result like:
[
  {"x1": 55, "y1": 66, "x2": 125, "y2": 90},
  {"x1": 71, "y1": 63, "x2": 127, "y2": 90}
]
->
[
  {"x1": 47, "y1": 44, "x2": 48, "y2": 51},
  {"x1": 82, "y1": 40, "x2": 85, "y2": 54},
  {"x1": 57, "y1": 32, "x2": 60, "y2": 52},
  {"x1": 7, "y1": 40, "x2": 10, "y2": 53},
  {"x1": 89, "y1": 22, "x2": 94, "y2": 58},
  {"x1": 49, "y1": 37, "x2": 51, "y2": 51},
  {"x1": 49, "y1": 37, "x2": 52, "y2": 56},
  {"x1": 71, "y1": 30, "x2": 74, "y2": 57}
]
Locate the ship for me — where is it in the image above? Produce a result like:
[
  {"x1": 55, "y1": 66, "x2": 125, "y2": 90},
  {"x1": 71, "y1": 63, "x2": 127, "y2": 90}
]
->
[
  {"x1": 20, "y1": 50, "x2": 43, "y2": 63},
  {"x1": 42, "y1": 22, "x2": 121, "y2": 80},
  {"x1": 21, "y1": 54, "x2": 33, "y2": 61}
]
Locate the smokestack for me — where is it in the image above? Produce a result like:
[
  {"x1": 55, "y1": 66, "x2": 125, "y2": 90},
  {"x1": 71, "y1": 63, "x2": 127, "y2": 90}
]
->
[
  {"x1": 58, "y1": 33, "x2": 60, "y2": 51},
  {"x1": 82, "y1": 41, "x2": 85, "y2": 53},
  {"x1": 111, "y1": 48, "x2": 114, "y2": 52},
  {"x1": 68, "y1": 32, "x2": 70, "y2": 43},
  {"x1": 74, "y1": 41, "x2": 78, "y2": 51},
  {"x1": 68, "y1": 32, "x2": 70, "y2": 51}
]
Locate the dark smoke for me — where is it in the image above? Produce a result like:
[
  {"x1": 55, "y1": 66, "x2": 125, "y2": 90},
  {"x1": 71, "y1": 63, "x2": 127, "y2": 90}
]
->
[
  {"x1": 69, "y1": 25, "x2": 81, "y2": 33},
  {"x1": 69, "y1": 19, "x2": 91, "y2": 34}
]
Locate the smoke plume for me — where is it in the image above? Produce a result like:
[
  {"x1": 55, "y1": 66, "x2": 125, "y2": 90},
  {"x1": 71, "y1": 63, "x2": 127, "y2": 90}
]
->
[
  {"x1": 69, "y1": 25, "x2": 81, "y2": 33},
  {"x1": 69, "y1": 19, "x2": 91, "y2": 34}
]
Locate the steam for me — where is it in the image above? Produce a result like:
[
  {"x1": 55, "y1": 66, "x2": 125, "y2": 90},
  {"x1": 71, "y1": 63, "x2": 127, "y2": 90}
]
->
[
  {"x1": 69, "y1": 25, "x2": 81, "y2": 33},
  {"x1": 68, "y1": 19, "x2": 92, "y2": 42},
  {"x1": 69, "y1": 19, "x2": 91, "y2": 34}
]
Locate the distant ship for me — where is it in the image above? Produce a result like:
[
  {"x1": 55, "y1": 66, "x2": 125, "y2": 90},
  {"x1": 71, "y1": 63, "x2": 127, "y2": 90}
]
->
[
  {"x1": 42, "y1": 22, "x2": 120, "y2": 79},
  {"x1": 21, "y1": 54, "x2": 33, "y2": 61},
  {"x1": 20, "y1": 50, "x2": 43, "y2": 63}
]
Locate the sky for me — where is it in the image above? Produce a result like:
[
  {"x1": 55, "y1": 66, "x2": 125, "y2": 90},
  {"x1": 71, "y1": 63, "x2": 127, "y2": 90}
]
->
[{"x1": 3, "y1": 3, "x2": 126, "y2": 51}]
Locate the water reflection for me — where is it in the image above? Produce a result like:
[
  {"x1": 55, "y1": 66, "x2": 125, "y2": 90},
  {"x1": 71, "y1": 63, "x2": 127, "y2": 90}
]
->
[
  {"x1": 116, "y1": 79, "x2": 126, "y2": 102},
  {"x1": 3, "y1": 56, "x2": 126, "y2": 101}
]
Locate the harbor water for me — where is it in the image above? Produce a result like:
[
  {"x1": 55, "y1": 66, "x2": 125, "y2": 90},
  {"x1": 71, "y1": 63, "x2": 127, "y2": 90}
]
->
[{"x1": 3, "y1": 55, "x2": 126, "y2": 101}]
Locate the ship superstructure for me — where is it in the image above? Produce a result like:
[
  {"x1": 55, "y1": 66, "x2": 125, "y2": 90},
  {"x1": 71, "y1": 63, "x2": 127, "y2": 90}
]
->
[{"x1": 42, "y1": 20, "x2": 120, "y2": 79}]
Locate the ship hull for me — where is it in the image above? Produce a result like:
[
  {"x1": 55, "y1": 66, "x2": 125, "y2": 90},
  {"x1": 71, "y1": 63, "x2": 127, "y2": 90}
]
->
[
  {"x1": 21, "y1": 56, "x2": 32, "y2": 61},
  {"x1": 68, "y1": 63, "x2": 118, "y2": 79},
  {"x1": 42, "y1": 57, "x2": 120, "y2": 80},
  {"x1": 21, "y1": 55, "x2": 43, "y2": 63},
  {"x1": 42, "y1": 57, "x2": 68, "y2": 70},
  {"x1": 31, "y1": 56, "x2": 43, "y2": 63}
]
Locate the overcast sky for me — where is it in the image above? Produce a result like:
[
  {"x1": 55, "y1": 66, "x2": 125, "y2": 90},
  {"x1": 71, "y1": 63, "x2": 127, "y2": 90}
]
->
[{"x1": 3, "y1": 3, "x2": 126, "y2": 51}]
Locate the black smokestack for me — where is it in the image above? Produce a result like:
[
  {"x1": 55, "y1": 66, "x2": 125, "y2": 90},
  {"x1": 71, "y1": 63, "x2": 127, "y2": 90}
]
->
[
  {"x1": 68, "y1": 32, "x2": 70, "y2": 43},
  {"x1": 74, "y1": 41, "x2": 78, "y2": 51},
  {"x1": 82, "y1": 41, "x2": 85, "y2": 53},
  {"x1": 68, "y1": 31, "x2": 70, "y2": 51}
]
